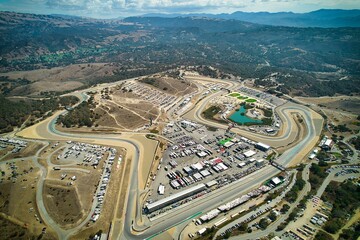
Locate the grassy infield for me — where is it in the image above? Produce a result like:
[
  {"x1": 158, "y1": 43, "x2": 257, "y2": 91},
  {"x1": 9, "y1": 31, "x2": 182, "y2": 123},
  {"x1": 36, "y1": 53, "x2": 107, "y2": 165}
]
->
[{"x1": 228, "y1": 92, "x2": 257, "y2": 102}]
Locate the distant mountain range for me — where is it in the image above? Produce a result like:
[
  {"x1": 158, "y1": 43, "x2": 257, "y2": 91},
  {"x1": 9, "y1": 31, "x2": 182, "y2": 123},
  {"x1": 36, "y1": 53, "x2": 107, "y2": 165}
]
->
[{"x1": 141, "y1": 9, "x2": 360, "y2": 28}]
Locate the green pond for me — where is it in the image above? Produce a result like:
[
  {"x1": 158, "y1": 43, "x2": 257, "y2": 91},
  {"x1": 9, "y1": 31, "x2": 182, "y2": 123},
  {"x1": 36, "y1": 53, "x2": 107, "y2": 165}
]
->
[{"x1": 229, "y1": 106, "x2": 263, "y2": 124}]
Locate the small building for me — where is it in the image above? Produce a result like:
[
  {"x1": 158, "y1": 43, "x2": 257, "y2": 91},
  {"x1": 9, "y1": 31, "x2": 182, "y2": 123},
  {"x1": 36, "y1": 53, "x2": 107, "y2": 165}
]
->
[
  {"x1": 192, "y1": 162, "x2": 204, "y2": 171},
  {"x1": 200, "y1": 169, "x2": 211, "y2": 178},
  {"x1": 256, "y1": 159, "x2": 265, "y2": 167},
  {"x1": 205, "y1": 180, "x2": 218, "y2": 188},
  {"x1": 255, "y1": 142, "x2": 271, "y2": 151},
  {"x1": 238, "y1": 162, "x2": 246, "y2": 168},
  {"x1": 322, "y1": 139, "x2": 334, "y2": 151},
  {"x1": 183, "y1": 166, "x2": 193, "y2": 175},
  {"x1": 309, "y1": 153, "x2": 316, "y2": 160},
  {"x1": 210, "y1": 158, "x2": 223, "y2": 165},
  {"x1": 193, "y1": 173, "x2": 203, "y2": 181},
  {"x1": 218, "y1": 162, "x2": 228, "y2": 171},
  {"x1": 196, "y1": 151, "x2": 208, "y2": 158},
  {"x1": 223, "y1": 141, "x2": 234, "y2": 148},
  {"x1": 180, "y1": 120, "x2": 197, "y2": 128},
  {"x1": 270, "y1": 177, "x2": 281, "y2": 186},
  {"x1": 243, "y1": 150, "x2": 256, "y2": 158}
]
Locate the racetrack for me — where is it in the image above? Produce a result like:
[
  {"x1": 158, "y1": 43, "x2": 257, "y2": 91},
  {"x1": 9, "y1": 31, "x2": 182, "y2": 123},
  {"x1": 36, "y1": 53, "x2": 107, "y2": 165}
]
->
[{"x1": 15, "y1": 76, "x2": 323, "y2": 240}]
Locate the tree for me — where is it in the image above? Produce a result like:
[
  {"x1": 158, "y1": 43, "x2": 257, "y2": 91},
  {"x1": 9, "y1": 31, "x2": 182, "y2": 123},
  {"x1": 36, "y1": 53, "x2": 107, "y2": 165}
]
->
[
  {"x1": 318, "y1": 160, "x2": 328, "y2": 167},
  {"x1": 315, "y1": 230, "x2": 334, "y2": 240},
  {"x1": 324, "y1": 219, "x2": 342, "y2": 234},
  {"x1": 310, "y1": 163, "x2": 321, "y2": 175},
  {"x1": 288, "y1": 211, "x2": 298, "y2": 221},
  {"x1": 259, "y1": 218, "x2": 269, "y2": 229},
  {"x1": 276, "y1": 222, "x2": 286, "y2": 231},
  {"x1": 238, "y1": 222, "x2": 248, "y2": 232},
  {"x1": 280, "y1": 204, "x2": 290, "y2": 214},
  {"x1": 267, "y1": 233, "x2": 275, "y2": 239},
  {"x1": 268, "y1": 212, "x2": 277, "y2": 221}
]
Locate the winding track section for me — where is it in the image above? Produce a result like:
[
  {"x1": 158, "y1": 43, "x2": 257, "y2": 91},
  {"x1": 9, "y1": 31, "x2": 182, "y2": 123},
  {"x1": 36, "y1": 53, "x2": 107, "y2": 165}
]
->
[{"x1": 16, "y1": 78, "x2": 323, "y2": 240}]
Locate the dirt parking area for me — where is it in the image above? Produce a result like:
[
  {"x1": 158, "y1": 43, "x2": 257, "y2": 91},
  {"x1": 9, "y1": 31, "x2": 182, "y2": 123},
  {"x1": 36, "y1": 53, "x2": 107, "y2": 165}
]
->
[{"x1": 3, "y1": 141, "x2": 44, "y2": 161}]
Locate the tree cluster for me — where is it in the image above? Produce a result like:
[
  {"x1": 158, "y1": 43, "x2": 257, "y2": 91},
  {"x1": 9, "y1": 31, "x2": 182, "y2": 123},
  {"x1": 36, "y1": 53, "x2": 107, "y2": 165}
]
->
[
  {"x1": 0, "y1": 95, "x2": 78, "y2": 133},
  {"x1": 322, "y1": 181, "x2": 360, "y2": 234},
  {"x1": 57, "y1": 97, "x2": 95, "y2": 128}
]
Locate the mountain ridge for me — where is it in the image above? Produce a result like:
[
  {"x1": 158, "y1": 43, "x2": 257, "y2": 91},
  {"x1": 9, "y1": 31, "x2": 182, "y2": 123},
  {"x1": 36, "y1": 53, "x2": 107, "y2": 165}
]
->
[{"x1": 139, "y1": 9, "x2": 360, "y2": 28}]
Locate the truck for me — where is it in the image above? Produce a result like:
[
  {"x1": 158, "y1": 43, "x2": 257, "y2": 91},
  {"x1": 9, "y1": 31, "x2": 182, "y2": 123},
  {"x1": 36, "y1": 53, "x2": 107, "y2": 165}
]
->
[
  {"x1": 158, "y1": 184, "x2": 165, "y2": 195},
  {"x1": 214, "y1": 217, "x2": 227, "y2": 227},
  {"x1": 197, "y1": 228, "x2": 207, "y2": 235}
]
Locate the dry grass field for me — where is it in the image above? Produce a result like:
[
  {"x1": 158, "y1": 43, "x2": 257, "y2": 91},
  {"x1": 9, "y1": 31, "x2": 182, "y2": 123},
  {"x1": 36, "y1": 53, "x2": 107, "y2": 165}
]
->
[
  {"x1": 0, "y1": 160, "x2": 56, "y2": 239},
  {"x1": 139, "y1": 74, "x2": 197, "y2": 96},
  {"x1": 0, "y1": 63, "x2": 121, "y2": 96},
  {"x1": 0, "y1": 145, "x2": 13, "y2": 159},
  {"x1": 297, "y1": 96, "x2": 360, "y2": 115},
  {"x1": 43, "y1": 180, "x2": 85, "y2": 229},
  {"x1": 0, "y1": 215, "x2": 55, "y2": 240}
]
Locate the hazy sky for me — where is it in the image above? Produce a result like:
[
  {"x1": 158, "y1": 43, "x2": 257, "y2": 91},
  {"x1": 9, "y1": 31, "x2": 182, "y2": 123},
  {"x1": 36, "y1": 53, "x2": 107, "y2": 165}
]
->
[{"x1": 0, "y1": 0, "x2": 359, "y2": 18}]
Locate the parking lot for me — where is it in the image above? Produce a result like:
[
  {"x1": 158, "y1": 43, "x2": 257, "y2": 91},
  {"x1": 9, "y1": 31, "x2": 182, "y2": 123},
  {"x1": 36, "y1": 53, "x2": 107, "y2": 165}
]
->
[
  {"x1": 122, "y1": 81, "x2": 177, "y2": 107},
  {"x1": 52, "y1": 141, "x2": 122, "y2": 223},
  {"x1": 53, "y1": 141, "x2": 111, "y2": 167},
  {"x1": 146, "y1": 119, "x2": 272, "y2": 216},
  {"x1": 0, "y1": 137, "x2": 27, "y2": 155},
  {"x1": 238, "y1": 86, "x2": 286, "y2": 107}
]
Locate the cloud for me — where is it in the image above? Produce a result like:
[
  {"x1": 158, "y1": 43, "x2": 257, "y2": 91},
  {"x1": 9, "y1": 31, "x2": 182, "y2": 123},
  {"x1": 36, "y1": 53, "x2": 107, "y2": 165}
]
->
[
  {"x1": 46, "y1": 0, "x2": 87, "y2": 10},
  {"x1": 45, "y1": 0, "x2": 248, "y2": 12},
  {"x1": 2, "y1": 0, "x2": 360, "y2": 18}
]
